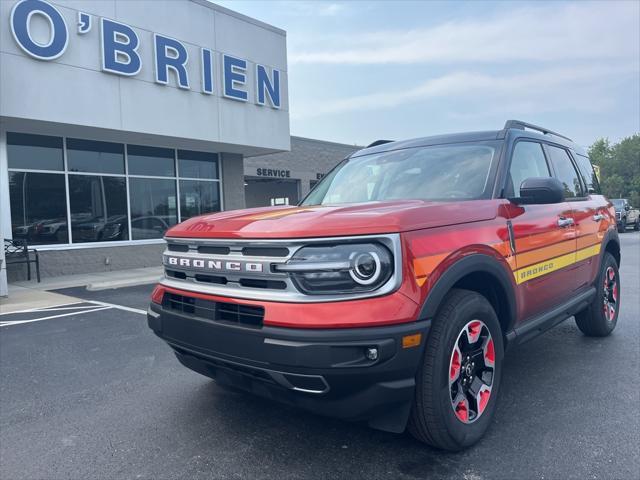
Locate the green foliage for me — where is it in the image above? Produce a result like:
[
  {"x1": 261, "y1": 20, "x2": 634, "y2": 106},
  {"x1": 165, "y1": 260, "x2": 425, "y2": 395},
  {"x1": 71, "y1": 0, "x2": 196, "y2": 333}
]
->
[{"x1": 588, "y1": 134, "x2": 640, "y2": 207}]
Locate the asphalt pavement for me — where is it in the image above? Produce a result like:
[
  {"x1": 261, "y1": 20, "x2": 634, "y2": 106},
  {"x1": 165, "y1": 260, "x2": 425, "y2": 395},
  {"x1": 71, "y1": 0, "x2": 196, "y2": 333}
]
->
[{"x1": 1, "y1": 232, "x2": 639, "y2": 479}]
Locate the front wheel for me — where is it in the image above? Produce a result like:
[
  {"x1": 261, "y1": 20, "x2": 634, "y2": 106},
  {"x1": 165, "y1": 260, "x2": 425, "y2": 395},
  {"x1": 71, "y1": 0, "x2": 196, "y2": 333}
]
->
[
  {"x1": 575, "y1": 252, "x2": 620, "y2": 337},
  {"x1": 408, "y1": 289, "x2": 503, "y2": 451},
  {"x1": 617, "y1": 220, "x2": 626, "y2": 233}
]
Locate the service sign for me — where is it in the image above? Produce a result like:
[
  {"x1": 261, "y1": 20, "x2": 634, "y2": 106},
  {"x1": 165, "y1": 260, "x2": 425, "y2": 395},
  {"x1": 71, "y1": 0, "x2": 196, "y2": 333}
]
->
[{"x1": 8, "y1": 0, "x2": 282, "y2": 108}]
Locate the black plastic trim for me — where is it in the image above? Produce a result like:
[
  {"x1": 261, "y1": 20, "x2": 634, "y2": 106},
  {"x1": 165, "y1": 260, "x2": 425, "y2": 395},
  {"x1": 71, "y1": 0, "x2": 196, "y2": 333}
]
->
[
  {"x1": 417, "y1": 254, "x2": 517, "y2": 332},
  {"x1": 508, "y1": 287, "x2": 596, "y2": 346}
]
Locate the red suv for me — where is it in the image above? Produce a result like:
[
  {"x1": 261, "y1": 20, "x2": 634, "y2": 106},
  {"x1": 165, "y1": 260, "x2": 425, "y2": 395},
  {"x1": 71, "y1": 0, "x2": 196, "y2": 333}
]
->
[{"x1": 148, "y1": 120, "x2": 620, "y2": 450}]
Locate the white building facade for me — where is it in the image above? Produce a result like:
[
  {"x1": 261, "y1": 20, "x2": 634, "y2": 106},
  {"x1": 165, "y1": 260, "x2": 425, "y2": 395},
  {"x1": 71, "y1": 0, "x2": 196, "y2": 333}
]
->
[{"x1": 0, "y1": 0, "x2": 289, "y2": 292}]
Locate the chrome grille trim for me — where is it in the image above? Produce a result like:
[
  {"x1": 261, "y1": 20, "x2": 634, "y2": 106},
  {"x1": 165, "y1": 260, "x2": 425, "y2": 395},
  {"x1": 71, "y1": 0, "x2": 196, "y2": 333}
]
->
[{"x1": 160, "y1": 234, "x2": 403, "y2": 303}]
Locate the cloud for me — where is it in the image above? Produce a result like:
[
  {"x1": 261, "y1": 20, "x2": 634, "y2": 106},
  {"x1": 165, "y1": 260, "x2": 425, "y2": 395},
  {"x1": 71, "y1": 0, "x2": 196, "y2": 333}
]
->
[
  {"x1": 289, "y1": 2, "x2": 639, "y2": 65},
  {"x1": 291, "y1": 64, "x2": 638, "y2": 119},
  {"x1": 274, "y1": 1, "x2": 346, "y2": 18}
]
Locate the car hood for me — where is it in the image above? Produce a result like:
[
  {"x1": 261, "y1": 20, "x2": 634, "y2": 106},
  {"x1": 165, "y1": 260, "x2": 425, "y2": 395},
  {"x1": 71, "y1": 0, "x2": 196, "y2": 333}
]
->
[{"x1": 166, "y1": 200, "x2": 499, "y2": 239}]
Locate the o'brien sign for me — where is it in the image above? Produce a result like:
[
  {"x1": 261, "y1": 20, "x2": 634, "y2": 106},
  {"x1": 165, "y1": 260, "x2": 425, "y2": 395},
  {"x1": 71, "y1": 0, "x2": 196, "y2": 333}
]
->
[{"x1": 9, "y1": 0, "x2": 282, "y2": 108}]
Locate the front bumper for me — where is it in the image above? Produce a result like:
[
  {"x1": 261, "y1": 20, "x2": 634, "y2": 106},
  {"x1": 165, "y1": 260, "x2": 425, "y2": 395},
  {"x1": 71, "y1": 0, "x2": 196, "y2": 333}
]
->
[{"x1": 148, "y1": 301, "x2": 429, "y2": 433}]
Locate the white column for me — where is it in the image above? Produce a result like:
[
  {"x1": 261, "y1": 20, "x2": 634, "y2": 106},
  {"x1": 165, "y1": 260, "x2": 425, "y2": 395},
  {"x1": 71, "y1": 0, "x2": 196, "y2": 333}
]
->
[
  {"x1": 0, "y1": 123, "x2": 9, "y2": 296},
  {"x1": 0, "y1": 124, "x2": 11, "y2": 297}
]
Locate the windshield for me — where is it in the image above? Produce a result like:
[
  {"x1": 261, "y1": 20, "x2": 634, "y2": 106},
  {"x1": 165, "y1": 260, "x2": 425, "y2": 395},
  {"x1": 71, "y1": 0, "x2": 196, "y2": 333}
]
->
[
  {"x1": 611, "y1": 199, "x2": 624, "y2": 207},
  {"x1": 302, "y1": 143, "x2": 498, "y2": 206}
]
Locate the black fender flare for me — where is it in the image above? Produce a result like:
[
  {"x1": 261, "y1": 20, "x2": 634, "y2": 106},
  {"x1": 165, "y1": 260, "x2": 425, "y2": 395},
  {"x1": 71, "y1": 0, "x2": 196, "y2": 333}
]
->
[
  {"x1": 600, "y1": 228, "x2": 621, "y2": 266},
  {"x1": 417, "y1": 253, "x2": 517, "y2": 333}
]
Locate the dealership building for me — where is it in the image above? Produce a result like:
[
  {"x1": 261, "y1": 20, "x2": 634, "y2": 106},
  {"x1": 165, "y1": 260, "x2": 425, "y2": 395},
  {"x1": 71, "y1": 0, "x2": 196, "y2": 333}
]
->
[{"x1": 0, "y1": 0, "x2": 357, "y2": 293}]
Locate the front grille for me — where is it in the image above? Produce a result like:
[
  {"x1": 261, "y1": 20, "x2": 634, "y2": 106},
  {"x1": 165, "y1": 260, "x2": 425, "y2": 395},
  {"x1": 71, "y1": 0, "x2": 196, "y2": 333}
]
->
[
  {"x1": 161, "y1": 234, "x2": 402, "y2": 303},
  {"x1": 616, "y1": 212, "x2": 622, "y2": 220},
  {"x1": 163, "y1": 292, "x2": 264, "y2": 328}
]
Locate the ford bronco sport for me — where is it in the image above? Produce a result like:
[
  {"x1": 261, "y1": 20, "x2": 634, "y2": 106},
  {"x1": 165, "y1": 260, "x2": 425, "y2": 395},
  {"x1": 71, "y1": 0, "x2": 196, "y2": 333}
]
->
[{"x1": 148, "y1": 120, "x2": 621, "y2": 451}]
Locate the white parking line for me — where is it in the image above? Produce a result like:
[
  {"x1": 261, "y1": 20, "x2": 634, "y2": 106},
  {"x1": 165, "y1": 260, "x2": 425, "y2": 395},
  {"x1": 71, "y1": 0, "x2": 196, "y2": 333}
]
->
[
  {"x1": 0, "y1": 307, "x2": 112, "y2": 327},
  {"x1": 0, "y1": 301, "x2": 88, "y2": 316},
  {"x1": 0, "y1": 299, "x2": 147, "y2": 328},
  {"x1": 86, "y1": 300, "x2": 147, "y2": 316}
]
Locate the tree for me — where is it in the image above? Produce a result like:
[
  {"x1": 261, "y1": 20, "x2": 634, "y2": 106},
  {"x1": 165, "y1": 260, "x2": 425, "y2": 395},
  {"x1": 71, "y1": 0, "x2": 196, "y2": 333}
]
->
[{"x1": 589, "y1": 134, "x2": 640, "y2": 207}]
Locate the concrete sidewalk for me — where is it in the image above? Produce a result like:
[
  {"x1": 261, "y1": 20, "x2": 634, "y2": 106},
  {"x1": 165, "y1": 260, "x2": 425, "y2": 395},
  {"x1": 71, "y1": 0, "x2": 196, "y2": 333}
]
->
[{"x1": 0, "y1": 267, "x2": 161, "y2": 314}]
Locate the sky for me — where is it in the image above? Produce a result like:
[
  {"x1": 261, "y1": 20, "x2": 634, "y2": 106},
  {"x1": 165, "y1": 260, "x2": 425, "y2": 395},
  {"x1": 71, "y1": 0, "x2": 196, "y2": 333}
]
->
[{"x1": 216, "y1": 0, "x2": 640, "y2": 149}]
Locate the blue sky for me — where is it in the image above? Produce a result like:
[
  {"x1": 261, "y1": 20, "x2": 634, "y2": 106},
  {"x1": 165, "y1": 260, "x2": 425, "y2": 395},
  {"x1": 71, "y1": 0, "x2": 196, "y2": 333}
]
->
[{"x1": 217, "y1": 1, "x2": 640, "y2": 148}]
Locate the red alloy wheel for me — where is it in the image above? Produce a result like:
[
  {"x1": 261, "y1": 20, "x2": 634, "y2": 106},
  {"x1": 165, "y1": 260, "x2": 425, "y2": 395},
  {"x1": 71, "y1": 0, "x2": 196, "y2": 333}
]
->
[
  {"x1": 448, "y1": 320, "x2": 495, "y2": 424},
  {"x1": 603, "y1": 266, "x2": 618, "y2": 322}
]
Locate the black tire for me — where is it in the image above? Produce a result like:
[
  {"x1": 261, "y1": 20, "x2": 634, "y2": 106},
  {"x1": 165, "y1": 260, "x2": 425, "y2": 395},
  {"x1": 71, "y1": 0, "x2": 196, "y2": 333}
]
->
[
  {"x1": 634, "y1": 219, "x2": 639, "y2": 231},
  {"x1": 408, "y1": 289, "x2": 503, "y2": 451},
  {"x1": 575, "y1": 252, "x2": 620, "y2": 337},
  {"x1": 617, "y1": 219, "x2": 626, "y2": 233}
]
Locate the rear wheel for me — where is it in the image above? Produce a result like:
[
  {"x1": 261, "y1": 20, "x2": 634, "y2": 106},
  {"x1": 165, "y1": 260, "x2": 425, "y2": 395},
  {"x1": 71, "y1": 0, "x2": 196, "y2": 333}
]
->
[
  {"x1": 634, "y1": 218, "x2": 639, "y2": 231},
  {"x1": 408, "y1": 289, "x2": 503, "y2": 451},
  {"x1": 575, "y1": 252, "x2": 620, "y2": 337}
]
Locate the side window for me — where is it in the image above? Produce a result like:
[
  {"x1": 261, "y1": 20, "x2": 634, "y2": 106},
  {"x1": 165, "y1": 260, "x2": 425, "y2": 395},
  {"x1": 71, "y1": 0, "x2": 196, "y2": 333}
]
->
[
  {"x1": 546, "y1": 145, "x2": 583, "y2": 198},
  {"x1": 574, "y1": 154, "x2": 600, "y2": 194},
  {"x1": 507, "y1": 141, "x2": 550, "y2": 197}
]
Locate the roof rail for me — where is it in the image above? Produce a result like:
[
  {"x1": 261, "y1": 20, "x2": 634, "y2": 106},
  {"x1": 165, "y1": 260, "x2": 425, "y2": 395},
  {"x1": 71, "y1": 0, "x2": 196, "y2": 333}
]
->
[
  {"x1": 366, "y1": 139, "x2": 394, "y2": 148},
  {"x1": 503, "y1": 120, "x2": 572, "y2": 142}
]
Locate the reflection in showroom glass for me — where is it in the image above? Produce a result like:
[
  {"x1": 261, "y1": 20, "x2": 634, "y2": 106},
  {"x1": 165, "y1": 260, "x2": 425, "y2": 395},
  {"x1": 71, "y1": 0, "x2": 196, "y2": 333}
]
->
[
  {"x1": 69, "y1": 175, "x2": 128, "y2": 243},
  {"x1": 129, "y1": 178, "x2": 178, "y2": 240},
  {"x1": 8, "y1": 172, "x2": 68, "y2": 245}
]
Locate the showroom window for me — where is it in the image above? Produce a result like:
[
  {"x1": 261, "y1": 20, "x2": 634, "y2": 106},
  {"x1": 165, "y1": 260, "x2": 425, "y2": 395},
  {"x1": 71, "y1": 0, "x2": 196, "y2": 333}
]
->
[
  {"x1": 7, "y1": 132, "x2": 222, "y2": 247},
  {"x1": 177, "y1": 150, "x2": 220, "y2": 220}
]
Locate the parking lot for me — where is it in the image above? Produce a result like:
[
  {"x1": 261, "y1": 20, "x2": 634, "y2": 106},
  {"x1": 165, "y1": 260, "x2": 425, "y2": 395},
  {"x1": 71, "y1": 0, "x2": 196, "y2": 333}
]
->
[{"x1": 1, "y1": 232, "x2": 638, "y2": 480}]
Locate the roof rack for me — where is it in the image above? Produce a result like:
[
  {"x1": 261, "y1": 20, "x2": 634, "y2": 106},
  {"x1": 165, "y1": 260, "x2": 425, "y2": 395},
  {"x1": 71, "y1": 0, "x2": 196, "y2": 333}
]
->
[
  {"x1": 503, "y1": 120, "x2": 572, "y2": 142},
  {"x1": 366, "y1": 139, "x2": 394, "y2": 148}
]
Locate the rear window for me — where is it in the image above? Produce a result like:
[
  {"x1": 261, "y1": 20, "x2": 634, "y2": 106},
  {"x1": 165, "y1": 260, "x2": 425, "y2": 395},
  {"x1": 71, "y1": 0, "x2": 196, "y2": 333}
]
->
[
  {"x1": 302, "y1": 143, "x2": 498, "y2": 205},
  {"x1": 574, "y1": 154, "x2": 600, "y2": 194}
]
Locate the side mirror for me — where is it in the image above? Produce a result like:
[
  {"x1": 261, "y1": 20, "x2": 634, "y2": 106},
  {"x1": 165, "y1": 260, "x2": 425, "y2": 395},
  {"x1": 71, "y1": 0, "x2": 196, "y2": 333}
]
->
[
  {"x1": 625, "y1": 204, "x2": 630, "y2": 211},
  {"x1": 512, "y1": 177, "x2": 565, "y2": 205}
]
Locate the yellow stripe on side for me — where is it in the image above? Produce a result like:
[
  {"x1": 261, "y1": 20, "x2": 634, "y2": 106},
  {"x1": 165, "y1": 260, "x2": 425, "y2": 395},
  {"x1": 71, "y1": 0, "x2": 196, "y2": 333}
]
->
[
  {"x1": 514, "y1": 243, "x2": 601, "y2": 285},
  {"x1": 575, "y1": 243, "x2": 601, "y2": 262}
]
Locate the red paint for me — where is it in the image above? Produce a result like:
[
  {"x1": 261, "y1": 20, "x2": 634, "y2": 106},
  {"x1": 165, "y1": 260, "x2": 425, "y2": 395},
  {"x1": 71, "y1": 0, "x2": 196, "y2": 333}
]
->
[
  {"x1": 478, "y1": 389, "x2": 491, "y2": 414},
  {"x1": 485, "y1": 339, "x2": 495, "y2": 364},
  {"x1": 162, "y1": 192, "x2": 614, "y2": 329},
  {"x1": 166, "y1": 200, "x2": 499, "y2": 239}
]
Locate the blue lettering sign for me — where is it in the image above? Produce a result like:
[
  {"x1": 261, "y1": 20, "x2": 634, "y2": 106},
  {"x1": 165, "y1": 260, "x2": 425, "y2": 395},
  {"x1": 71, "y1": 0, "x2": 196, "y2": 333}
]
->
[
  {"x1": 77, "y1": 12, "x2": 91, "y2": 34},
  {"x1": 256, "y1": 65, "x2": 281, "y2": 109},
  {"x1": 10, "y1": 0, "x2": 68, "y2": 60},
  {"x1": 154, "y1": 34, "x2": 189, "y2": 89},
  {"x1": 223, "y1": 54, "x2": 248, "y2": 102},
  {"x1": 9, "y1": 0, "x2": 284, "y2": 110},
  {"x1": 201, "y1": 48, "x2": 214, "y2": 95},
  {"x1": 101, "y1": 18, "x2": 141, "y2": 76}
]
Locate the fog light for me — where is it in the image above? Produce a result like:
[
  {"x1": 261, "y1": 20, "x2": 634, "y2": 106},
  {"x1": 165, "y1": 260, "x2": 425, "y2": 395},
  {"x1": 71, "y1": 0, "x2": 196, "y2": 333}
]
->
[{"x1": 365, "y1": 347, "x2": 378, "y2": 361}]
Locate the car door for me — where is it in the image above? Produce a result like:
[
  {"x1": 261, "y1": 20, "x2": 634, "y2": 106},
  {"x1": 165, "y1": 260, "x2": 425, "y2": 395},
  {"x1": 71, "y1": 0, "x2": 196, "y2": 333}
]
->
[
  {"x1": 546, "y1": 146, "x2": 612, "y2": 291},
  {"x1": 504, "y1": 139, "x2": 577, "y2": 321}
]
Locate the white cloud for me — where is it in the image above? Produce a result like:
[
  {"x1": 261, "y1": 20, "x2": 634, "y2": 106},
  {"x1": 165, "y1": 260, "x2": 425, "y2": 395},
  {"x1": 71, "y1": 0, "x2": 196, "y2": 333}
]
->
[
  {"x1": 274, "y1": 1, "x2": 346, "y2": 18},
  {"x1": 290, "y1": 64, "x2": 638, "y2": 119},
  {"x1": 289, "y1": 2, "x2": 639, "y2": 65}
]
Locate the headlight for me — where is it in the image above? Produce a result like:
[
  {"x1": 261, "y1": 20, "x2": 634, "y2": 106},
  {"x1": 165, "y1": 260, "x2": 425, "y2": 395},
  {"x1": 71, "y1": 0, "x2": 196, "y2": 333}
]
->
[{"x1": 276, "y1": 243, "x2": 393, "y2": 294}]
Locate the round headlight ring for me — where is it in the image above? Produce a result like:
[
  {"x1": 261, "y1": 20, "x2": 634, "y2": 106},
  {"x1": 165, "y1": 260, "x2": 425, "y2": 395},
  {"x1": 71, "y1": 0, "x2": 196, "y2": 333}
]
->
[{"x1": 349, "y1": 251, "x2": 381, "y2": 285}]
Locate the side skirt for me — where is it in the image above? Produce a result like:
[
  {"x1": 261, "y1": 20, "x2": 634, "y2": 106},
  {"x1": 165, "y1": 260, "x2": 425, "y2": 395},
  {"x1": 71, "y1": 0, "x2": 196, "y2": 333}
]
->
[{"x1": 505, "y1": 287, "x2": 596, "y2": 348}]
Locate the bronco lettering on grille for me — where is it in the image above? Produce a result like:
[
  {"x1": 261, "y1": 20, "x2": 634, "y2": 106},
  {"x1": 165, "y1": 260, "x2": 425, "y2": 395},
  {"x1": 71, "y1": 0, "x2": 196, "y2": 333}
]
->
[{"x1": 166, "y1": 256, "x2": 264, "y2": 273}]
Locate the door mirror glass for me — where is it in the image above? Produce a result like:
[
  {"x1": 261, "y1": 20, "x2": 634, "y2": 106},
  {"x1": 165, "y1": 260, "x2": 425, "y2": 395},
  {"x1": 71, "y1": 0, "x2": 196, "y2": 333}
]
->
[{"x1": 512, "y1": 177, "x2": 565, "y2": 205}]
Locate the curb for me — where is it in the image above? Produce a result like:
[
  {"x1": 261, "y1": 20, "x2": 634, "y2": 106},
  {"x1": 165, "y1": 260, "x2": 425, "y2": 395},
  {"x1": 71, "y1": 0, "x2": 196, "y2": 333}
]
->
[{"x1": 87, "y1": 275, "x2": 161, "y2": 291}]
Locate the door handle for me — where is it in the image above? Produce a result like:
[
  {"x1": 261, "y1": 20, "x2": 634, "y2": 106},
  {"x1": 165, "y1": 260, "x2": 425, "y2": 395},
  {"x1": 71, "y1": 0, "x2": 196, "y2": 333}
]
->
[
  {"x1": 593, "y1": 213, "x2": 605, "y2": 222},
  {"x1": 557, "y1": 216, "x2": 574, "y2": 228}
]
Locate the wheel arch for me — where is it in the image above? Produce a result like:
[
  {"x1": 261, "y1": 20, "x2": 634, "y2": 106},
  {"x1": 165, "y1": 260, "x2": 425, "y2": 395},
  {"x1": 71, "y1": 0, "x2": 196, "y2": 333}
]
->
[
  {"x1": 602, "y1": 229, "x2": 621, "y2": 267},
  {"x1": 418, "y1": 254, "x2": 517, "y2": 338}
]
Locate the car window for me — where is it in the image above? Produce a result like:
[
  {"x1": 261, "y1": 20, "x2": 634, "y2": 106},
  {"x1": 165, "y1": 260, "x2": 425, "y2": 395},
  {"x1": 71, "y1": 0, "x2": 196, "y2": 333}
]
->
[
  {"x1": 574, "y1": 154, "x2": 600, "y2": 194},
  {"x1": 507, "y1": 141, "x2": 550, "y2": 197},
  {"x1": 546, "y1": 145, "x2": 583, "y2": 198},
  {"x1": 302, "y1": 142, "x2": 498, "y2": 205}
]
